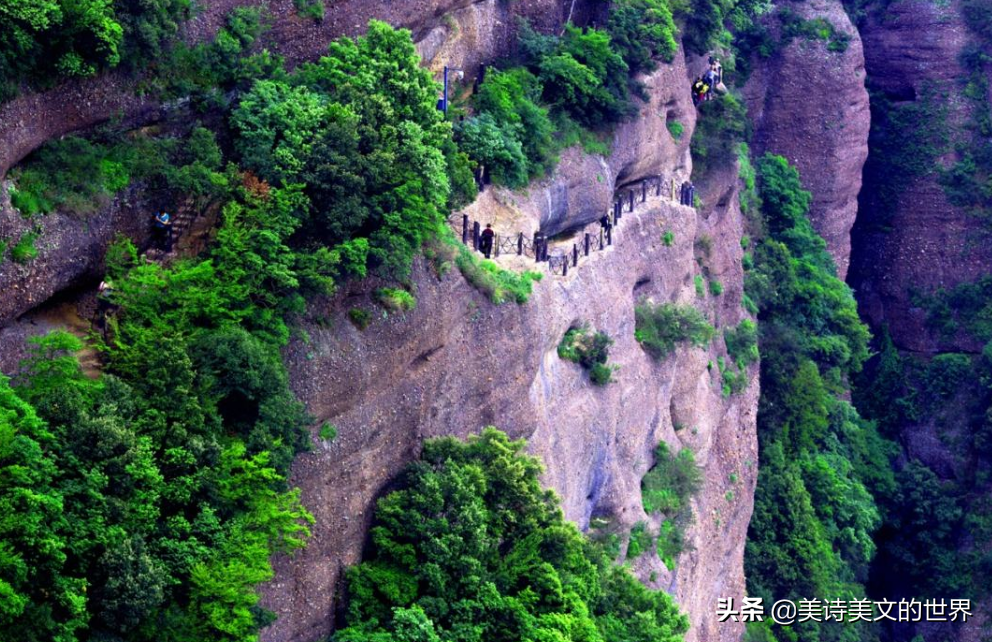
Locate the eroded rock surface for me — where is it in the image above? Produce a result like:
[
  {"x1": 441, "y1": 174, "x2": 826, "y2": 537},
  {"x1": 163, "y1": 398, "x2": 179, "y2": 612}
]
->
[
  {"x1": 263, "y1": 183, "x2": 757, "y2": 642},
  {"x1": 742, "y1": 0, "x2": 870, "y2": 278}
]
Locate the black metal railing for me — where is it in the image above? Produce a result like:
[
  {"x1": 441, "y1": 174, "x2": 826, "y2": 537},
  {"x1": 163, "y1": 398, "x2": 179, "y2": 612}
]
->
[{"x1": 456, "y1": 173, "x2": 696, "y2": 277}]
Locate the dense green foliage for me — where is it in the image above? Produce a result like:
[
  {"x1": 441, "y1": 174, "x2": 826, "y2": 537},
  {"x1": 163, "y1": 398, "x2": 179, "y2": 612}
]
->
[
  {"x1": 336, "y1": 429, "x2": 689, "y2": 642},
  {"x1": 743, "y1": 154, "x2": 893, "y2": 642},
  {"x1": 627, "y1": 521, "x2": 653, "y2": 558},
  {"x1": 0, "y1": 20, "x2": 562, "y2": 642},
  {"x1": 519, "y1": 23, "x2": 634, "y2": 128},
  {"x1": 558, "y1": 326, "x2": 616, "y2": 386},
  {"x1": 468, "y1": 67, "x2": 556, "y2": 184},
  {"x1": 913, "y1": 275, "x2": 992, "y2": 343},
  {"x1": 148, "y1": 6, "x2": 274, "y2": 108},
  {"x1": 634, "y1": 302, "x2": 716, "y2": 358},
  {"x1": 0, "y1": 0, "x2": 191, "y2": 100},
  {"x1": 10, "y1": 126, "x2": 227, "y2": 218},
  {"x1": 231, "y1": 20, "x2": 454, "y2": 282},
  {"x1": 641, "y1": 442, "x2": 702, "y2": 516},
  {"x1": 778, "y1": 9, "x2": 850, "y2": 53},
  {"x1": 606, "y1": 0, "x2": 679, "y2": 73},
  {"x1": 457, "y1": 12, "x2": 666, "y2": 187},
  {"x1": 853, "y1": 330, "x2": 992, "y2": 617},
  {"x1": 690, "y1": 93, "x2": 749, "y2": 177}
]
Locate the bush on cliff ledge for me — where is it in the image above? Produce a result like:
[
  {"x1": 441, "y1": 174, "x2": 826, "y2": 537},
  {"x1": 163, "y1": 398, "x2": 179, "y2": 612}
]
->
[{"x1": 335, "y1": 428, "x2": 689, "y2": 642}]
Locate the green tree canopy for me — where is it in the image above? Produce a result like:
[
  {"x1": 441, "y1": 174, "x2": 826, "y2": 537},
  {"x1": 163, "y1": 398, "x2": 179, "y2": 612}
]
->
[{"x1": 336, "y1": 428, "x2": 689, "y2": 642}]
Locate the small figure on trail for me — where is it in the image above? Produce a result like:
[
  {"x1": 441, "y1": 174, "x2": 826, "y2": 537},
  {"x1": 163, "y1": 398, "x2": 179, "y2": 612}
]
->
[
  {"x1": 692, "y1": 77, "x2": 710, "y2": 106},
  {"x1": 97, "y1": 279, "x2": 115, "y2": 335},
  {"x1": 706, "y1": 56, "x2": 726, "y2": 97},
  {"x1": 480, "y1": 223, "x2": 495, "y2": 259},
  {"x1": 600, "y1": 213, "x2": 613, "y2": 231},
  {"x1": 533, "y1": 230, "x2": 547, "y2": 262},
  {"x1": 153, "y1": 211, "x2": 173, "y2": 251}
]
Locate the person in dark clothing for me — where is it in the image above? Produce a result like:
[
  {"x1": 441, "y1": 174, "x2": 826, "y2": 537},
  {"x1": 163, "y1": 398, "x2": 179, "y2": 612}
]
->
[
  {"x1": 153, "y1": 211, "x2": 173, "y2": 251},
  {"x1": 480, "y1": 223, "x2": 495, "y2": 259},
  {"x1": 600, "y1": 213, "x2": 613, "y2": 230}
]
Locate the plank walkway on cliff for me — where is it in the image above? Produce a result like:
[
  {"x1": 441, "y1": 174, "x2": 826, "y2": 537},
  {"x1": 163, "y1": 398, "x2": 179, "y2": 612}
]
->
[{"x1": 458, "y1": 175, "x2": 697, "y2": 277}]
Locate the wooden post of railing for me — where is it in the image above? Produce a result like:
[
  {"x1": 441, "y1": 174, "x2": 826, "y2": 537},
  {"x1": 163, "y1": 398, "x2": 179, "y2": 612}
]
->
[
  {"x1": 656, "y1": 177, "x2": 662, "y2": 197},
  {"x1": 671, "y1": 178, "x2": 676, "y2": 201},
  {"x1": 517, "y1": 232, "x2": 524, "y2": 256},
  {"x1": 462, "y1": 214, "x2": 469, "y2": 244},
  {"x1": 600, "y1": 229, "x2": 604, "y2": 250},
  {"x1": 642, "y1": 180, "x2": 647, "y2": 203},
  {"x1": 629, "y1": 190, "x2": 634, "y2": 212},
  {"x1": 607, "y1": 226, "x2": 613, "y2": 246},
  {"x1": 563, "y1": 257, "x2": 568, "y2": 276},
  {"x1": 495, "y1": 234, "x2": 500, "y2": 257},
  {"x1": 584, "y1": 233, "x2": 591, "y2": 256},
  {"x1": 472, "y1": 221, "x2": 480, "y2": 250},
  {"x1": 573, "y1": 243, "x2": 578, "y2": 267}
]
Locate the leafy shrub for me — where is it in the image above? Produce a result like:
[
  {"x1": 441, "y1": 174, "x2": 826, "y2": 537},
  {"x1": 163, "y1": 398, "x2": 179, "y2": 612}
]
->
[
  {"x1": 558, "y1": 326, "x2": 616, "y2": 385},
  {"x1": 718, "y1": 355, "x2": 749, "y2": 396},
  {"x1": 348, "y1": 308, "x2": 372, "y2": 330},
  {"x1": 778, "y1": 9, "x2": 850, "y2": 52},
  {"x1": 10, "y1": 231, "x2": 39, "y2": 264},
  {"x1": 662, "y1": 230, "x2": 675, "y2": 246},
  {"x1": 641, "y1": 441, "x2": 704, "y2": 515},
  {"x1": 374, "y1": 288, "x2": 416, "y2": 313},
  {"x1": 10, "y1": 136, "x2": 136, "y2": 216},
  {"x1": 293, "y1": 0, "x2": 325, "y2": 19},
  {"x1": 319, "y1": 422, "x2": 337, "y2": 441},
  {"x1": 742, "y1": 150, "x2": 888, "y2": 642},
  {"x1": 924, "y1": 353, "x2": 972, "y2": 399},
  {"x1": 725, "y1": 319, "x2": 759, "y2": 367},
  {"x1": 656, "y1": 518, "x2": 685, "y2": 570},
  {"x1": 695, "y1": 275, "x2": 706, "y2": 297},
  {"x1": 709, "y1": 279, "x2": 724, "y2": 296},
  {"x1": 452, "y1": 238, "x2": 542, "y2": 304},
  {"x1": 667, "y1": 120, "x2": 684, "y2": 140},
  {"x1": 233, "y1": 21, "x2": 451, "y2": 282},
  {"x1": 628, "y1": 521, "x2": 653, "y2": 558},
  {"x1": 916, "y1": 275, "x2": 992, "y2": 342},
  {"x1": 635, "y1": 302, "x2": 715, "y2": 358},
  {"x1": 680, "y1": 0, "x2": 732, "y2": 55},
  {"x1": 336, "y1": 428, "x2": 689, "y2": 642},
  {"x1": 0, "y1": 0, "x2": 190, "y2": 100},
  {"x1": 150, "y1": 6, "x2": 271, "y2": 103}
]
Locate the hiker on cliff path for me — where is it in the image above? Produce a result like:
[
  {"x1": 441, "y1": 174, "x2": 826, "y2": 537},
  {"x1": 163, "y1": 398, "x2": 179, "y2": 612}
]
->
[
  {"x1": 97, "y1": 279, "x2": 115, "y2": 335},
  {"x1": 154, "y1": 211, "x2": 173, "y2": 251},
  {"x1": 480, "y1": 223, "x2": 495, "y2": 259},
  {"x1": 692, "y1": 77, "x2": 709, "y2": 106}
]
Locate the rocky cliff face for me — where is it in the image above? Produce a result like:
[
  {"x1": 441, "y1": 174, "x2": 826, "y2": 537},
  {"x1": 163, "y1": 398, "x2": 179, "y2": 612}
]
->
[
  {"x1": 742, "y1": 0, "x2": 871, "y2": 278},
  {"x1": 261, "y1": 156, "x2": 757, "y2": 642},
  {"x1": 848, "y1": 0, "x2": 991, "y2": 354},
  {"x1": 252, "y1": 12, "x2": 758, "y2": 640},
  {"x1": 0, "y1": 3, "x2": 760, "y2": 642}
]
